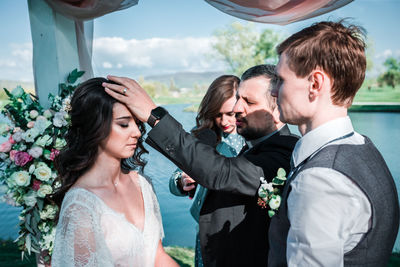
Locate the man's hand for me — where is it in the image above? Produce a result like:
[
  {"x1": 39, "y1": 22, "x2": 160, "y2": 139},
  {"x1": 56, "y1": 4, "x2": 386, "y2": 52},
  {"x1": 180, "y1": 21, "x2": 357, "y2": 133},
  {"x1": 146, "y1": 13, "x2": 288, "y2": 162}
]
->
[
  {"x1": 180, "y1": 172, "x2": 196, "y2": 192},
  {"x1": 103, "y1": 75, "x2": 157, "y2": 122}
]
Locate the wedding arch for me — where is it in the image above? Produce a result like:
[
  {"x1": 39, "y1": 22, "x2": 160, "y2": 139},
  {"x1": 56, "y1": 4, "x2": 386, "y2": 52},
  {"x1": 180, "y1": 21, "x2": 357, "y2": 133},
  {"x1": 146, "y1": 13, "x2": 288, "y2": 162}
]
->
[{"x1": 27, "y1": 0, "x2": 352, "y2": 107}]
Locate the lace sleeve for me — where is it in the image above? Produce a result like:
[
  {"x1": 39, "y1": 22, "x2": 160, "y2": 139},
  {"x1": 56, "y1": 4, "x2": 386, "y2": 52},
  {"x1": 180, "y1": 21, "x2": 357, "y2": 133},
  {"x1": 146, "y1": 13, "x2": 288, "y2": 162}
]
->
[
  {"x1": 52, "y1": 191, "x2": 114, "y2": 267},
  {"x1": 141, "y1": 173, "x2": 164, "y2": 240}
]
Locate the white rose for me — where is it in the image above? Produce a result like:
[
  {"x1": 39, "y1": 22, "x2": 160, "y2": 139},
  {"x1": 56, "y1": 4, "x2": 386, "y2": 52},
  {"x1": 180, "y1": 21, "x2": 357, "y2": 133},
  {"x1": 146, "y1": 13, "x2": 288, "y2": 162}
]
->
[
  {"x1": 54, "y1": 138, "x2": 66, "y2": 150},
  {"x1": 29, "y1": 110, "x2": 39, "y2": 119},
  {"x1": 34, "y1": 117, "x2": 51, "y2": 134},
  {"x1": 53, "y1": 111, "x2": 68, "y2": 128},
  {"x1": 34, "y1": 165, "x2": 52, "y2": 182},
  {"x1": 23, "y1": 191, "x2": 37, "y2": 207},
  {"x1": 35, "y1": 135, "x2": 52, "y2": 147},
  {"x1": 28, "y1": 146, "x2": 43, "y2": 158},
  {"x1": 269, "y1": 195, "x2": 281, "y2": 210},
  {"x1": 11, "y1": 171, "x2": 31, "y2": 187},
  {"x1": 43, "y1": 110, "x2": 53, "y2": 119},
  {"x1": 37, "y1": 184, "x2": 53, "y2": 198},
  {"x1": 23, "y1": 128, "x2": 40, "y2": 143},
  {"x1": 12, "y1": 131, "x2": 23, "y2": 142}
]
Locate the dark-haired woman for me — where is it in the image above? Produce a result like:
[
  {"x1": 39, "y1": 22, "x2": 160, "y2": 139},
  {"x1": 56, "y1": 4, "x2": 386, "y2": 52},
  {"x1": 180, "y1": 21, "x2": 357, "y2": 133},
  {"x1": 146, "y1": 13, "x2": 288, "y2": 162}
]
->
[
  {"x1": 168, "y1": 75, "x2": 246, "y2": 267},
  {"x1": 51, "y1": 78, "x2": 177, "y2": 267}
]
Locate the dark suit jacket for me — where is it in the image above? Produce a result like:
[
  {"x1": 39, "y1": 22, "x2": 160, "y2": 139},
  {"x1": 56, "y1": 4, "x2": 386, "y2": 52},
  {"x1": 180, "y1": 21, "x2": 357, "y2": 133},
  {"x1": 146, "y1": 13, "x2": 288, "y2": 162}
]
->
[{"x1": 146, "y1": 114, "x2": 299, "y2": 266}]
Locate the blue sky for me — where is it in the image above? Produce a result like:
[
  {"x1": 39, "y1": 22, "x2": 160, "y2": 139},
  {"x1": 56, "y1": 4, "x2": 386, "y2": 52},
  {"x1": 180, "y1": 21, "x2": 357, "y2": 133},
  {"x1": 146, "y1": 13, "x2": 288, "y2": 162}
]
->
[{"x1": 0, "y1": 0, "x2": 399, "y2": 82}]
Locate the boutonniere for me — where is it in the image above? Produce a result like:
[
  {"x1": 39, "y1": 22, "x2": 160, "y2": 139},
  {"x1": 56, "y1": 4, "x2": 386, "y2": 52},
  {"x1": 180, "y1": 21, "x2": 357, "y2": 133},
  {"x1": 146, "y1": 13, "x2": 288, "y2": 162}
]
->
[{"x1": 257, "y1": 168, "x2": 287, "y2": 217}]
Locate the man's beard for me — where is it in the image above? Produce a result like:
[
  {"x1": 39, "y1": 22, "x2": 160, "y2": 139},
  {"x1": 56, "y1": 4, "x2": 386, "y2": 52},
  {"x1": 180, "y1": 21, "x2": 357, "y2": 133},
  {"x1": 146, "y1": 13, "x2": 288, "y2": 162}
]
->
[{"x1": 237, "y1": 119, "x2": 266, "y2": 141}]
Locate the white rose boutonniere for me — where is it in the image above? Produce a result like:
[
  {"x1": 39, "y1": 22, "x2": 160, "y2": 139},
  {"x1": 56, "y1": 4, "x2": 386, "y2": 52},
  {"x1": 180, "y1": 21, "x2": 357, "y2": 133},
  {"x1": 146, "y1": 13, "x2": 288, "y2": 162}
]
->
[{"x1": 257, "y1": 168, "x2": 287, "y2": 217}]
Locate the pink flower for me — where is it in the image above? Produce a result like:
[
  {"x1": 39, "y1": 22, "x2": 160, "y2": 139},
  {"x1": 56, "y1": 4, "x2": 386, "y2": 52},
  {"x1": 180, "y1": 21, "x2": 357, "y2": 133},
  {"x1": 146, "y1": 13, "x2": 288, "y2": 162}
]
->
[
  {"x1": 0, "y1": 141, "x2": 12, "y2": 153},
  {"x1": 14, "y1": 152, "x2": 33, "y2": 166},
  {"x1": 32, "y1": 180, "x2": 42, "y2": 191},
  {"x1": 8, "y1": 135, "x2": 16, "y2": 144},
  {"x1": 50, "y1": 149, "x2": 60, "y2": 161},
  {"x1": 9, "y1": 150, "x2": 18, "y2": 161},
  {"x1": 27, "y1": 121, "x2": 35, "y2": 128}
]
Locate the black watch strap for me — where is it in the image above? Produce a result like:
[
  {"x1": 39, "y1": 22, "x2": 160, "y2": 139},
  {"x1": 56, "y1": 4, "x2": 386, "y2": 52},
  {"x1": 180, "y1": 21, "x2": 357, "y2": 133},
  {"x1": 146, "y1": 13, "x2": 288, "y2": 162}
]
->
[{"x1": 147, "y1": 106, "x2": 168, "y2": 127}]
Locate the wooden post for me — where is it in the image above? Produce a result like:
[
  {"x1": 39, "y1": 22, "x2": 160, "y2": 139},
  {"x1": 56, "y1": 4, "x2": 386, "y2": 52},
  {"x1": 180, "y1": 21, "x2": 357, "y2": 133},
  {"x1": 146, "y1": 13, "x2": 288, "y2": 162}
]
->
[{"x1": 27, "y1": 0, "x2": 92, "y2": 108}]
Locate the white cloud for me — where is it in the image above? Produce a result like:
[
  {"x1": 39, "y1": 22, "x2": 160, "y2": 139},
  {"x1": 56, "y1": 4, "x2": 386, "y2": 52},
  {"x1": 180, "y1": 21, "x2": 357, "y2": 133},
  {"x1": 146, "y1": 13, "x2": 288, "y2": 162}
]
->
[
  {"x1": 102, "y1": 61, "x2": 113, "y2": 68},
  {"x1": 0, "y1": 43, "x2": 33, "y2": 82},
  {"x1": 92, "y1": 36, "x2": 225, "y2": 77}
]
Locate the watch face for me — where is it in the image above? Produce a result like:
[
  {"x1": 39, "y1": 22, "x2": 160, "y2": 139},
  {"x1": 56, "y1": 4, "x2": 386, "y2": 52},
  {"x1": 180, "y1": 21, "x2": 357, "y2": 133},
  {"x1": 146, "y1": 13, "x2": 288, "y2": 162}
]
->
[{"x1": 152, "y1": 107, "x2": 167, "y2": 118}]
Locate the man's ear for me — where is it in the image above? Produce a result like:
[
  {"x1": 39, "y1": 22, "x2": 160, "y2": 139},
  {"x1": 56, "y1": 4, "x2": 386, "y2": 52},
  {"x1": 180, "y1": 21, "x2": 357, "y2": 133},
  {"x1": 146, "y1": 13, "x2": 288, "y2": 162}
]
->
[
  {"x1": 272, "y1": 106, "x2": 281, "y2": 124},
  {"x1": 308, "y1": 70, "x2": 324, "y2": 100}
]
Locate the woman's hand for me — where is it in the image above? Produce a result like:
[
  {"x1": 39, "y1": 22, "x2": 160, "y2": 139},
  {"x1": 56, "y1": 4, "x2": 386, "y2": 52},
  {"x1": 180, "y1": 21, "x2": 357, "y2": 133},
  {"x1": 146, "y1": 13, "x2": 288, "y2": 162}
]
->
[
  {"x1": 103, "y1": 75, "x2": 157, "y2": 122},
  {"x1": 180, "y1": 172, "x2": 196, "y2": 192}
]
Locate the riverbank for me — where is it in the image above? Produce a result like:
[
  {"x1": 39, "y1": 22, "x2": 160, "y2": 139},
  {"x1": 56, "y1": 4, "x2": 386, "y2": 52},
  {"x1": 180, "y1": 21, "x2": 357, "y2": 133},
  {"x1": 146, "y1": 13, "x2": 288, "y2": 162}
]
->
[{"x1": 0, "y1": 239, "x2": 399, "y2": 266}]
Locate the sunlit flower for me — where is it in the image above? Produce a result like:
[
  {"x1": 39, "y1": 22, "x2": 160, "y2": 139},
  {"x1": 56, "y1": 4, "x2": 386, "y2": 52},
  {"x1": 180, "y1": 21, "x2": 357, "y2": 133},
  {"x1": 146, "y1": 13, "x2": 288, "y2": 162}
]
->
[
  {"x1": 37, "y1": 184, "x2": 53, "y2": 198},
  {"x1": 10, "y1": 171, "x2": 31, "y2": 187},
  {"x1": 53, "y1": 111, "x2": 68, "y2": 128},
  {"x1": 34, "y1": 164, "x2": 52, "y2": 182},
  {"x1": 29, "y1": 110, "x2": 39, "y2": 119},
  {"x1": 23, "y1": 128, "x2": 40, "y2": 143}
]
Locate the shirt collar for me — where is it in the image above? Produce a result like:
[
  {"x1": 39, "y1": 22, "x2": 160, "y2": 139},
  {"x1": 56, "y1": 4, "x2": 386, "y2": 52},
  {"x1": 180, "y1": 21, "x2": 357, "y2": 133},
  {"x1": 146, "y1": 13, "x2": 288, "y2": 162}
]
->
[
  {"x1": 246, "y1": 124, "x2": 286, "y2": 150},
  {"x1": 292, "y1": 116, "x2": 354, "y2": 167}
]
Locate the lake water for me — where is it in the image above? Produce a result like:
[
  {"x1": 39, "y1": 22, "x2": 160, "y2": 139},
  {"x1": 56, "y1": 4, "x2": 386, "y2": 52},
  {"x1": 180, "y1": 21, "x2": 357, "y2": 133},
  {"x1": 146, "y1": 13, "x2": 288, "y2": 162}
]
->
[{"x1": 1, "y1": 104, "x2": 399, "y2": 252}]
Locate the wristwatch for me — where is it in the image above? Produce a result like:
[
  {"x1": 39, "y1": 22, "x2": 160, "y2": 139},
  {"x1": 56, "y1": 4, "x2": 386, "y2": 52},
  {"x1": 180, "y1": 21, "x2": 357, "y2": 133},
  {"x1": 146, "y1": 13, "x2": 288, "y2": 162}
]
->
[{"x1": 147, "y1": 106, "x2": 168, "y2": 127}]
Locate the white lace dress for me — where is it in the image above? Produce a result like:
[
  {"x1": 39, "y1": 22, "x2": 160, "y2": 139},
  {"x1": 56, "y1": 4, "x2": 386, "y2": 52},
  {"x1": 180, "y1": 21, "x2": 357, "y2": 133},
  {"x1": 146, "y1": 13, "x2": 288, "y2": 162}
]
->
[{"x1": 52, "y1": 174, "x2": 164, "y2": 267}]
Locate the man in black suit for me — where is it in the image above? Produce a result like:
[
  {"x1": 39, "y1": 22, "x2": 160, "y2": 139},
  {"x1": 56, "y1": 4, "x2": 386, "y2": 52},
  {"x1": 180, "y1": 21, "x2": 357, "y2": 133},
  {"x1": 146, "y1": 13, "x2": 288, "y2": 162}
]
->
[{"x1": 103, "y1": 65, "x2": 299, "y2": 266}]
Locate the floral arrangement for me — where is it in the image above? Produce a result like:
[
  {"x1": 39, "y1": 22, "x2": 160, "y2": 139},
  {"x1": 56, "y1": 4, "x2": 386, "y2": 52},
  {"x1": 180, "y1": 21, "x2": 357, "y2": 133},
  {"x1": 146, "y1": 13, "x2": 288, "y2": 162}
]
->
[
  {"x1": 0, "y1": 69, "x2": 84, "y2": 263},
  {"x1": 257, "y1": 167, "x2": 287, "y2": 217}
]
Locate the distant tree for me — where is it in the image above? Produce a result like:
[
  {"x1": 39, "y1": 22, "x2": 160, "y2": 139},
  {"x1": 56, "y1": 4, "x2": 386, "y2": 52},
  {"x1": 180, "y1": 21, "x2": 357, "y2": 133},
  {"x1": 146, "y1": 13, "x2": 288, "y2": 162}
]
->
[
  {"x1": 377, "y1": 57, "x2": 400, "y2": 88},
  {"x1": 138, "y1": 77, "x2": 168, "y2": 98},
  {"x1": 365, "y1": 37, "x2": 375, "y2": 72},
  {"x1": 212, "y1": 22, "x2": 283, "y2": 76}
]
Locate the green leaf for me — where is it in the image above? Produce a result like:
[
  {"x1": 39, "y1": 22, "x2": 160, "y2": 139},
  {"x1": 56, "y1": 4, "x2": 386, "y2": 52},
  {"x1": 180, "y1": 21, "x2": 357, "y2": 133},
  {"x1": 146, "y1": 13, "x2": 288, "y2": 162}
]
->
[
  {"x1": 37, "y1": 198, "x2": 44, "y2": 211},
  {"x1": 272, "y1": 177, "x2": 285, "y2": 185},
  {"x1": 268, "y1": 210, "x2": 275, "y2": 218},
  {"x1": 26, "y1": 234, "x2": 31, "y2": 255}
]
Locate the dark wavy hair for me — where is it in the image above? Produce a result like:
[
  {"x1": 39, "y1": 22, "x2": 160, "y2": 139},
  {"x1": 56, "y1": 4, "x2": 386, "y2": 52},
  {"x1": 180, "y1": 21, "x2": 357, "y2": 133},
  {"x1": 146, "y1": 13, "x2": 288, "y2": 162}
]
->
[
  {"x1": 192, "y1": 75, "x2": 240, "y2": 142},
  {"x1": 52, "y1": 77, "x2": 148, "y2": 207}
]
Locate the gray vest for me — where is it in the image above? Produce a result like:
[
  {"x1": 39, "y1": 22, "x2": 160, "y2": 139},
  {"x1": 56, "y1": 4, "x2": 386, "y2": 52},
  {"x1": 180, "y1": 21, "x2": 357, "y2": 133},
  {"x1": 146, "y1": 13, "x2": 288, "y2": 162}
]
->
[{"x1": 268, "y1": 136, "x2": 399, "y2": 267}]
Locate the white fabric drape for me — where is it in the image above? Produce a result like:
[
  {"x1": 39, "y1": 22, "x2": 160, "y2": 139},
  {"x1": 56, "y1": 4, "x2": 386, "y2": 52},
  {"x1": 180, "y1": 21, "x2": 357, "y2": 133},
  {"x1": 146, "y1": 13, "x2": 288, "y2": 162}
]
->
[
  {"x1": 42, "y1": 0, "x2": 139, "y2": 81},
  {"x1": 205, "y1": 0, "x2": 353, "y2": 25},
  {"x1": 44, "y1": 0, "x2": 139, "y2": 21}
]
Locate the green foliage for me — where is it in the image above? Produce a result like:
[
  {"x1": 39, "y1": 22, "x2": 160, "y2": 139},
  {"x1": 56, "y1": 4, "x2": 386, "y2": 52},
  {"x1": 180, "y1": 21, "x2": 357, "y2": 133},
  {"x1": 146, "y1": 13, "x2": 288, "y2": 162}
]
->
[
  {"x1": 377, "y1": 57, "x2": 400, "y2": 88},
  {"x1": 212, "y1": 22, "x2": 283, "y2": 76},
  {"x1": 137, "y1": 77, "x2": 169, "y2": 98},
  {"x1": 165, "y1": 246, "x2": 194, "y2": 267}
]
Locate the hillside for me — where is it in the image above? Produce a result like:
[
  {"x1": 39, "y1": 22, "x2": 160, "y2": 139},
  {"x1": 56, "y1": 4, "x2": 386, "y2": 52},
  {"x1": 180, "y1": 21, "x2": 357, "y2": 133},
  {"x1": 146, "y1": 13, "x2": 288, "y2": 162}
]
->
[{"x1": 145, "y1": 71, "x2": 225, "y2": 88}]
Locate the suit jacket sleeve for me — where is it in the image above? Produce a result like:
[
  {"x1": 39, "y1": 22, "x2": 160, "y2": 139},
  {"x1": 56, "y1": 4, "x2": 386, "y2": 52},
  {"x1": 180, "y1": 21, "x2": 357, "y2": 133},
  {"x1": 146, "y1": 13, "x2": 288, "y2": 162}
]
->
[{"x1": 146, "y1": 114, "x2": 262, "y2": 196}]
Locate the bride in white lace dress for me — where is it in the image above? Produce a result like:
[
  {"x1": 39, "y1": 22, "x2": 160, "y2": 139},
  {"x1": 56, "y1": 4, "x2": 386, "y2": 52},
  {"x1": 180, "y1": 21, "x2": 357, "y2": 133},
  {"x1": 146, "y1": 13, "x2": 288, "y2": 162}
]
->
[{"x1": 51, "y1": 78, "x2": 178, "y2": 267}]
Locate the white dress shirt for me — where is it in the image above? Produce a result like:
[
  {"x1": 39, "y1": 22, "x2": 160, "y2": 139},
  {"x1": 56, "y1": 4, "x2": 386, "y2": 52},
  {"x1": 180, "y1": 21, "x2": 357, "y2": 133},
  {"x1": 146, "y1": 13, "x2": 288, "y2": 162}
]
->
[{"x1": 287, "y1": 116, "x2": 372, "y2": 267}]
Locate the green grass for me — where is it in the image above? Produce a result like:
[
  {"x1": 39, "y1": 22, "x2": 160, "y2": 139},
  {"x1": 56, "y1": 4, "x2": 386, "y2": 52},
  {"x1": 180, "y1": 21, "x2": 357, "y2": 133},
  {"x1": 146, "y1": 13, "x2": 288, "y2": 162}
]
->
[
  {"x1": 1, "y1": 239, "x2": 400, "y2": 266},
  {"x1": 354, "y1": 85, "x2": 400, "y2": 102},
  {"x1": 165, "y1": 246, "x2": 195, "y2": 267}
]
